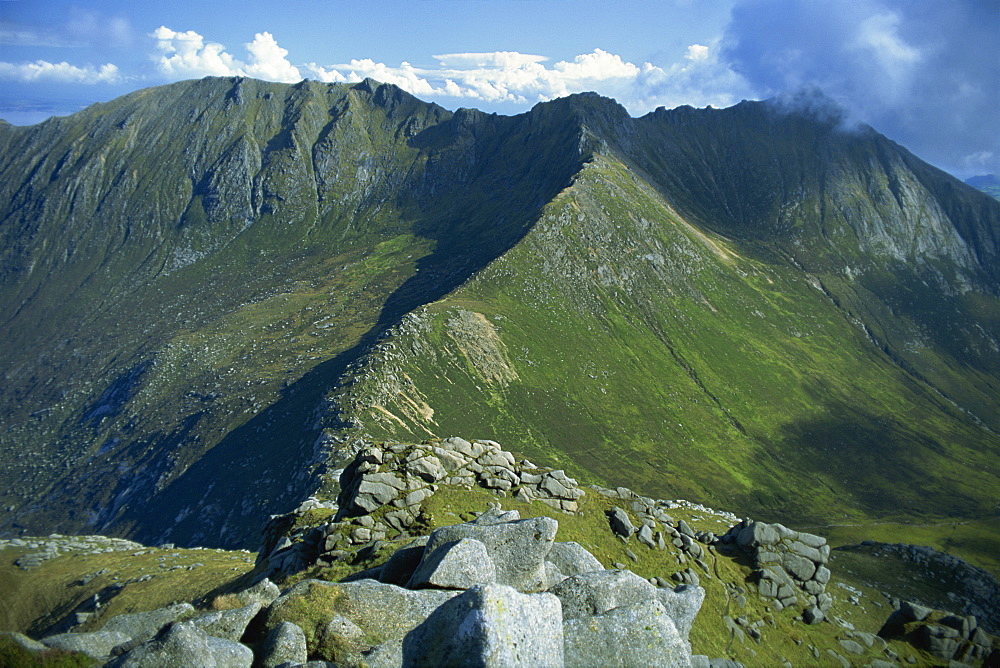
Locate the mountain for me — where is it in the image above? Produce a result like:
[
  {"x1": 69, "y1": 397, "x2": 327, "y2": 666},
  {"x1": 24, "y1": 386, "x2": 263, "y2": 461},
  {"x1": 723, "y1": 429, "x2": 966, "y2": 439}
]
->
[
  {"x1": 967, "y1": 174, "x2": 1000, "y2": 200},
  {"x1": 0, "y1": 77, "x2": 997, "y2": 552}
]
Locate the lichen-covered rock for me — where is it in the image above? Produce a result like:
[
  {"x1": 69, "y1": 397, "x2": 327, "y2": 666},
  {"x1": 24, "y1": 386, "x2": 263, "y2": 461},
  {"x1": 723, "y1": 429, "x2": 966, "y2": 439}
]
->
[
  {"x1": 552, "y1": 569, "x2": 658, "y2": 620},
  {"x1": 546, "y1": 541, "x2": 605, "y2": 577},
  {"x1": 262, "y1": 579, "x2": 459, "y2": 663},
  {"x1": 401, "y1": 583, "x2": 563, "y2": 667},
  {"x1": 608, "y1": 507, "x2": 636, "y2": 539},
  {"x1": 100, "y1": 603, "x2": 195, "y2": 645},
  {"x1": 379, "y1": 536, "x2": 429, "y2": 586},
  {"x1": 41, "y1": 631, "x2": 130, "y2": 661},
  {"x1": 106, "y1": 621, "x2": 252, "y2": 667},
  {"x1": 235, "y1": 578, "x2": 281, "y2": 608},
  {"x1": 407, "y1": 537, "x2": 497, "y2": 590},
  {"x1": 722, "y1": 520, "x2": 831, "y2": 614},
  {"x1": 190, "y1": 602, "x2": 261, "y2": 642},
  {"x1": 656, "y1": 584, "x2": 705, "y2": 641},
  {"x1": 0, "y1": 631, "x2": 47, "y2": 653},
  {"x1": 419, "y1": 513, "x2": 558, "y2": 592},
  {"x1": 563, "y1": 598, "x2": 691, "y2": 668},
  {"x1": 259, "y1": 621, "x2": 307, "y2": 668}
]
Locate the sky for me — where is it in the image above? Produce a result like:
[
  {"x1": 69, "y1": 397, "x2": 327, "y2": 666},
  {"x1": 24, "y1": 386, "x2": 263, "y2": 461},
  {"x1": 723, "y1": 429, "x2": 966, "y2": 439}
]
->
[{"x1": 1, "y1": 0, "x2": 997, "y2": 178}]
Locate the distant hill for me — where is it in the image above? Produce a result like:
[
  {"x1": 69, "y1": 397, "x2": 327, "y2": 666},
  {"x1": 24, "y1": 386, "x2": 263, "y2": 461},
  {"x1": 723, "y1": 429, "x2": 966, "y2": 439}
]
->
[
  {"x1": 966, "y1": 174, "x2": 1000, "y2": 200},
  {"x1": 0, "y1": 77, "x2": 997, "y2": 551}
]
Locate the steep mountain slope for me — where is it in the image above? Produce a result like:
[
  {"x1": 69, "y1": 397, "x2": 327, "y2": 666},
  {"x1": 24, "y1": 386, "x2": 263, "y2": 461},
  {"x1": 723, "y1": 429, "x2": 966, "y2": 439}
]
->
[
  {"x1": 315, "y1": 95, "x2": 1000, "y2": 529},
  {"x1": 0, "y1": 79, "x2": 996, "y2": 549},
  {"x1": 0, "y1": 77, "x2": 587, "y2": 546}
]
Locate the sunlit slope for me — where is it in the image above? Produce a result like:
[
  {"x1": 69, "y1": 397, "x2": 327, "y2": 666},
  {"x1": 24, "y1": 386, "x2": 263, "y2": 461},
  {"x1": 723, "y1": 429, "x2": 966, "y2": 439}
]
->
[
  {"x1": 0, "y1": 82, "x2": 995, "y2": 548},
  {"x1": 321, "y1": 129, "x2": 999, "y2": 527},
  {"x1": 617, "y1": 100, "x2": 1000, "y2": 431}
]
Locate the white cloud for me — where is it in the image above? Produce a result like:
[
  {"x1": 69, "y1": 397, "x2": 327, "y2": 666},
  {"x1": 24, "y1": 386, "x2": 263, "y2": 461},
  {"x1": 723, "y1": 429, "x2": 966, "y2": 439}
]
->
[
  {"x1": 302, "y1": 47, "x2": 745, "y2": 112},
  {"x1": 0, "y1": 28, "x2": 85, "y2": 48},
  {"x1": 147, "y1": 26, "x2": 749, "y2": 114},
  {"x1": 302, "y1": 63, "x2": 353, "y2": 84},
  {"x1": 849, "y1": 12, "x2": 921, "y2": 104},
  {"x1": 243, "y1": 32, "x2": 301, "y2": 83},
  {"x1": 150, "y1": 27, "x2": 300, "y2": 83},
  {"x1": 685, "y1": 44, "x2": 710, "y2": 61},
  {"x1": 961, "y1": 151, "x2": 995, "y2": 171},
  {"x1": 152, "y1": 26, "x2": 239, "y2": 78},
  {"x1": 721, "y1": 0, "x2": 1000, "y2": 176},
  {"x1": 0, "y1": 60, "x2": 120, "y2": 83},
  {"x1": 554, "y1": 49, "x2": 640, "y2": 81},
  {"x1": 434, "y1": 52, "x2": 548, "y2": 69}
]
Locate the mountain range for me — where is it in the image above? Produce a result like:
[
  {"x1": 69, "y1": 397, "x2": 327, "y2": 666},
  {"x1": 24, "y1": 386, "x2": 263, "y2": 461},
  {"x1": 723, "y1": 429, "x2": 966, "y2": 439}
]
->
[{"x1": 0, "y1": 77, "x2": 997, "y2": 554}]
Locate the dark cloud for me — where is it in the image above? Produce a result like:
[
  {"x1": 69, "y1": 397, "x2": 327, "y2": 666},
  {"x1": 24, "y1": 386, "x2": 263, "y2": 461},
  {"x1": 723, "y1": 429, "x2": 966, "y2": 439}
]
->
[{"x1": 722, "y1": 0, "x2": 1000, "y2": 177}]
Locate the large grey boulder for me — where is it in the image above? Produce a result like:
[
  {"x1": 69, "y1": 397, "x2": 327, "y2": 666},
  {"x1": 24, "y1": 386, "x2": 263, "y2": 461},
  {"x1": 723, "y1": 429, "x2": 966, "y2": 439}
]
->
[
  {"x1": 407, "y1": 537, "x2": 496, "y2": 590},
  {"x1": 401, "y1": 583, "x2": 563, "y2": 667},
  {"x1": 656, "y1": 584, "x2": 705, "y2": 641},
  {"x1": 263, "y1": 579, "x2": 460, "y2": 662},
  {"x1": 608, "y1": 508, "x2": 636, "y2": 539},
  {"x1": 317, "y1": 614, "x2": 368, "y2": 663},
  {"x1": 364, "y1": 638, "x2": 404, "y2": 667},
  {"x1": 547, "y1": 542, "x2": 605, "y2": 577},
  {"x1": 736, "y1": 522, "x2": 779, "y2": 547},
  {"x1": 379, "y1": 537, "x2": 429, "y2": 586},
  {"x1": 41, "y1": 630, "x2": 129, "y2": 661},
  {"x1": 235, "y1": 578, "x2": 281, "y2": 608},
  {"x1": 470, "y1": 506, "x2": 522, "y2": 525},
  {"x1": 418, "y1": 514, "x2": 558, "y2": 592},
  {"x1": 100, "y1": 602, "x2": 195, "y2": 645},
  {"x1": 106, "y1": 621, "x2": 252, "y2": 667},
  {"x1": 563, "y1": 599, "x2": 691, "y2": 668},
  {"x1": 552, "y1": 569, "x2": 658, "y2": 620},
  {"x1": 259, "y1": 621, "x2": 308, "y2": 668},
  {"x1": 190, "y1": 601, "x2": 261, "y2": 642},
  {"x1": 782, "y1": 552, "x2": 817, "y2": 581}
]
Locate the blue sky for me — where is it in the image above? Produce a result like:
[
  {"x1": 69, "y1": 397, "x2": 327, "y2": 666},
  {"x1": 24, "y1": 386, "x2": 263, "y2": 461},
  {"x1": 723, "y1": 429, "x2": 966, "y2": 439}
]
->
[{"x1": 1, "y1": 0, "x2": 997, "y2": 177}]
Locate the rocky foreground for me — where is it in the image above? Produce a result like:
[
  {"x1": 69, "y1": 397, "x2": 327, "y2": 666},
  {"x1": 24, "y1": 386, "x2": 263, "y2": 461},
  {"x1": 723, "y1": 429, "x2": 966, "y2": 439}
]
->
[{"x1": 2, "y1": 437, "x2": 998, "y2": 666}]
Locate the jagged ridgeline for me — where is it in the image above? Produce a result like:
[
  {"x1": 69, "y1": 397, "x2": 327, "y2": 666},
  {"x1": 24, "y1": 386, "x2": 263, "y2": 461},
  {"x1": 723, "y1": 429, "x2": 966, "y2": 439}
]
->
[{"x1": 0, "y1": 77, "x2": 997, "y2": 549}]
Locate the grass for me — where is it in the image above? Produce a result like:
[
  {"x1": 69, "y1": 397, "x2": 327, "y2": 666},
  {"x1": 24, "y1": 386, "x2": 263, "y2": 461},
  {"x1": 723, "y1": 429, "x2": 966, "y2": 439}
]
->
[
  {"x1": 0, "y1": 636, "x2": 97, "y2": 668},
  {"x1": 0, "y1": 80, "x2": 996, "y2": 618},
  {"x1": 0, "y1": 544, "x2": 255, "y2": 638},
  {"x1": 798, "y1": 517, "x2": 1000, "y2": 576},
  {"x1": 328, "y1": 152, "x2": 1000, "y2": 540}
]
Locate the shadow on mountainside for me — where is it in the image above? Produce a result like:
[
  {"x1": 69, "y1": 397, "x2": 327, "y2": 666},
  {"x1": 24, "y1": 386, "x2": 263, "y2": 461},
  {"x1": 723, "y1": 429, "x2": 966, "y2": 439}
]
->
[
  {"x1": 771, "y1": 403, "x2": 996, "y2": 526},
  {"x1": 114, "y1": 108, "x2": 589, "y2": 549}
]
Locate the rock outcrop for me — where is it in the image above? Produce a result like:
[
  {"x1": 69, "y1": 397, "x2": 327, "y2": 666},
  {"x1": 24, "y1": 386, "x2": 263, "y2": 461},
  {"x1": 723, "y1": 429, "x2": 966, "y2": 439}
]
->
[
  {"x1": 22, "y1": 505, "x2": 703, "y2": 667},
  {"x1": 257, "y1": 437, "x2": 586, "y2": 577},
  {"x1": 879, "y1": 598, "x2": 997, "y2": 664},
  {"x1": 338, "y1": 437, "x2": 585, "y2": 518},
  {"x1": 717, "y1": 520, "x2": 832, "y2": 622}
]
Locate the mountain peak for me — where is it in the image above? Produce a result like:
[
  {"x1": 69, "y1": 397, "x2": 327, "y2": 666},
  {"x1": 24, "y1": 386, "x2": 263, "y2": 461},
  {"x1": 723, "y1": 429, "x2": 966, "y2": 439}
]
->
[{"x1": 0, "y1": 80, "x2": 996, "y2": 560}]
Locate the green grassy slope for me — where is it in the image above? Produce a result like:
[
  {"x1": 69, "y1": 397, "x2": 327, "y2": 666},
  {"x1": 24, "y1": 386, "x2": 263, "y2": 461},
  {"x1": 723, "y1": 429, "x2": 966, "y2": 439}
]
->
[
  {"x1": 0, "y1": 82, "x2": 996, "y2": 555},
  {"x1": 321, "y1": 146, "x2": 999, "y2": 531}
]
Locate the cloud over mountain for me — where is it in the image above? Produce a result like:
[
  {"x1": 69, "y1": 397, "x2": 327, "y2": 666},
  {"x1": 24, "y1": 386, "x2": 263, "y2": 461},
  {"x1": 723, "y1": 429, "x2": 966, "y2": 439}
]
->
[
  {"x1": 722, "y1": 0, "x2": 1000, "y2": 174},
  {"x1": 151, "y1": 27, "x2": 301, "y2": 83}
]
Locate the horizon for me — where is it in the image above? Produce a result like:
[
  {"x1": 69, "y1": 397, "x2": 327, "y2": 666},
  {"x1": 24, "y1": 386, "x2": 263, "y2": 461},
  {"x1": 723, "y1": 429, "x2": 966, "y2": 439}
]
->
[{"x1": 1, "y1": 0, "x2": 997, "y2": 179}]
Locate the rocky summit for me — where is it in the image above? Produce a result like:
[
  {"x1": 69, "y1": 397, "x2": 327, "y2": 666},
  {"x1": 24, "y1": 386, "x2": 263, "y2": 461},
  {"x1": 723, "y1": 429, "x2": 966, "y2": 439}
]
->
[
  {"x1": 3, "y1": 438, "x2": 998, "y2": 666},
  {"x1": 0, "y1": 77, "x2": 999, "y2": 665}
]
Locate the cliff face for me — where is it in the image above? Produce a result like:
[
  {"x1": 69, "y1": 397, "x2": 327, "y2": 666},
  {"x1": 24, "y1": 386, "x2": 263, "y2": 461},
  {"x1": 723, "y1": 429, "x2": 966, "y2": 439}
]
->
[{"x1": 0, "y1": 79, "x2": 997, "y2": 547}]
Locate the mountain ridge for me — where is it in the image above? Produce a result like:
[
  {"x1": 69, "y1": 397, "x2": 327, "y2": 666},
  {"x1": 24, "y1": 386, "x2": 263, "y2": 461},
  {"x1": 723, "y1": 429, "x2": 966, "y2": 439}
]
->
[{"x1": 0, "y1": 77, "x2": 997, "y2": 552}]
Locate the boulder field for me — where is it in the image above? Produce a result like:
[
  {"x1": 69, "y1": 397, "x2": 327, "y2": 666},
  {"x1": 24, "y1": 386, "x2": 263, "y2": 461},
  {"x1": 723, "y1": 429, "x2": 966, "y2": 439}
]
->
[{"x1": 4, "y1": 436, "x2": 998, "y2": 666}]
